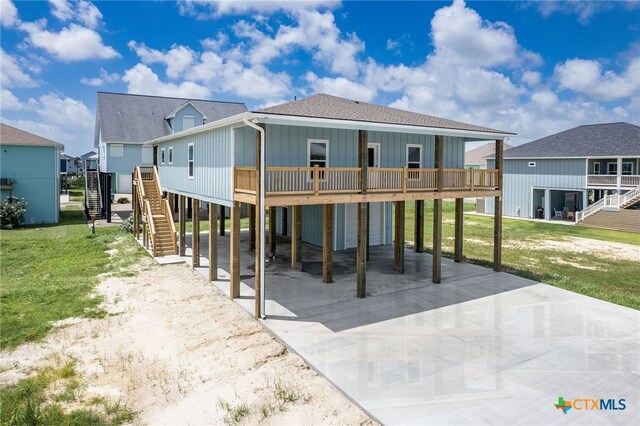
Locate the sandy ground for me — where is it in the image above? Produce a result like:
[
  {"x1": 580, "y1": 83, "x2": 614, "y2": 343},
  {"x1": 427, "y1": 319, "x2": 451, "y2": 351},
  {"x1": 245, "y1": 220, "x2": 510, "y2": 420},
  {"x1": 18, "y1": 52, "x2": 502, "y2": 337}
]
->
[
  {"x1": 507, "y1": 236, "x2": 640, "y2": 262},
  {"x1": 0, "y1": 262, "x2": 373, "y2": 425}
]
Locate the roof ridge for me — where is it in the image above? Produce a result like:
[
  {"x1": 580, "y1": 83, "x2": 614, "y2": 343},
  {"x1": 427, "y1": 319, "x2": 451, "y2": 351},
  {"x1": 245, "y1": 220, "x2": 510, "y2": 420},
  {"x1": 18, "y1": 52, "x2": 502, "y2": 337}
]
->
[{"x1": 97, "y1": 91, "x2": 246, "y2": 105}]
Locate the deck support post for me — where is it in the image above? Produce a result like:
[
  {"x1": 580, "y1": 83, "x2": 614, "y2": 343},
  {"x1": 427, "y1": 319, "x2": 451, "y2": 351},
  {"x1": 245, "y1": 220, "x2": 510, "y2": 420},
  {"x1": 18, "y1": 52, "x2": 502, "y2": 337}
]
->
[
  {"x1": 187, "y1": 197, "x2": 192, "y2": 220},
  {"x1": 192, "y1": 198, "x2": 200, "y2": 267},
  {"x1": 357, "y1": 202, "x2": 367, "y2": 298},
  {"x1": 414, "y1": 200, "x2": 424, "y2": 252},
  {"x1": 178, "y1": 194, "x2": 186, "y2": 256},
  {"x1": 269, "y1": 207, "x2": 276, "y2": 258},
  {"x1": 358, "y1": 130, "x2": 369, "y2": 264},
  {"x1": 132, "y1": 184, "x2": 139, "y2": 240},
  {"x1": 249, "y1": 204, "x2": 256, "y2": 250},
  {"x1": 494, "y1": 139, "x2": 504, "y2": 272},
  {"x1": 394, "y1": 201, "x2": 405, "y2": 273},
  {"x1": 454, "y1": 198, "x2": 464, "y2": 262},
  {"x1": 291, "y1": 205, "x2": 302, "y2": 269},
  {"x1": 219, "y1": 205, "x2": 225, "y2": 236},
  {"x1": 254, "y1": 203, "x2": 261, "y2": 318},
  {"x1": 230, "y1": 201, "x2": 241, "y2": 299},
  {"x1": 323, "y1": 204, "x2": 334, "y2": 283},
  {"x1": 433, "y1": 135, "x2": 444, "y2": 284},
  {"x1": 208, "y1": 202, "x2": 218, "y2": 281}
]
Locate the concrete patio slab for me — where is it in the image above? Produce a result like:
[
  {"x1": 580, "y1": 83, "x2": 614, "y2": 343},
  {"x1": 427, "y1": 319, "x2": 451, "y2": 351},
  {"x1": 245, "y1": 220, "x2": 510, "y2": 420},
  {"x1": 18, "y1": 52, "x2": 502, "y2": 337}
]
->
[{"x1": 158, "y1": 231, "x2": 639, "y2": 425}]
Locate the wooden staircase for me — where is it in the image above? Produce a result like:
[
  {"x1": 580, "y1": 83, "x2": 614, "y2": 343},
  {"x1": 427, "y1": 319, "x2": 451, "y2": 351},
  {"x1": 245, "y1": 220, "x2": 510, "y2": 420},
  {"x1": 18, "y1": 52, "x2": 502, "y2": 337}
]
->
[
  {"x1": 134, "y1": 166, "x2": 177, "y2": 256},
  {"x1": 84, "y1": 169, "x2": 101, "y2": 219},
  {"x1": 577, "y1": 208, "x2": 640, "y2": 233}
]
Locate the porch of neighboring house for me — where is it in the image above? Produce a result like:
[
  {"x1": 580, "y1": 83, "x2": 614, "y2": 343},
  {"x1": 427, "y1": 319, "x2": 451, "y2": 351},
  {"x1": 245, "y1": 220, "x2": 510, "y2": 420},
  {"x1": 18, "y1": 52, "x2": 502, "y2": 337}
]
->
[
  {"x1": 136, "y1": 131, "x2": 505, "y2": 319},
  {"x1": 532, "y1": 188, "x2": 586, "y2": 221}
]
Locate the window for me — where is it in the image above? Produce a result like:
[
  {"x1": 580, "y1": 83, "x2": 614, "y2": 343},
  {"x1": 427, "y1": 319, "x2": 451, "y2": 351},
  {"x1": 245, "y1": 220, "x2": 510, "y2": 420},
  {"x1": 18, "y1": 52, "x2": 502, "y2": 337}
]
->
[
  {"x1": 622, "y1": 163, "x2": 633, "y2": 175},
  {"x1": 528, "y1": 162, "x2": 536, "y2": 167},
  {"x1": 168, "y1": 147, "x2": 173, "y2": 164},
  {"x1": 406, "y1": 144, "x2": 422, "y2": 179},
  {"x1": 188, "y1": 143, "x2": 194, "y2": 179},
  {"x1": 593, "y1": 163, "x2": 600, "y2": 174},
  {"x1": 183, "y1": 115, "x2": 195, "y2": 130},
  {"x1": 160, "y1": 148, "x2": 165, "y2": 164},
  {"x1": 607, "y1": 162, "x2": 617, "y2": 175},
  {"x1": 110, "y1": 144, "x2": 123, "y2": 158},
  {"x1": 307, "y1": 139, "x2": 328, "y2": 180}
]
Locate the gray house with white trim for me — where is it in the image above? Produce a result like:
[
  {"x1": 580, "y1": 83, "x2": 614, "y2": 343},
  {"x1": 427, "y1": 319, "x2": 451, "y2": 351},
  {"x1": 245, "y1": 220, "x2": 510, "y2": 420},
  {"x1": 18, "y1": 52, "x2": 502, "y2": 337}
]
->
[
  {"x1": 94, "y1": 92, "x2": 247, "y2": 193},
  {"x1": 485, "y1": 122, "x2": 640, "y2": 221}
]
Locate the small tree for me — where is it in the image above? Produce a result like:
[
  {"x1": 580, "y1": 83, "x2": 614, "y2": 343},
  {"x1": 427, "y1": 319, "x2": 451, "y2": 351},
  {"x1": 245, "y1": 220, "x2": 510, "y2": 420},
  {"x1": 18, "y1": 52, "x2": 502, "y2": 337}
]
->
[{"x1": 0, "y1": 197, "x2": 28, "y2": 229}]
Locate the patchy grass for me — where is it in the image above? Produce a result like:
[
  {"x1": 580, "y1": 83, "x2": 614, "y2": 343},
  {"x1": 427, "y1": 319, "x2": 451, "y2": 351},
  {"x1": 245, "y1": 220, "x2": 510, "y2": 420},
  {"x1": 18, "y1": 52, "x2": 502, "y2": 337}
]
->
[
  {"x1": 0, "y1": 361, "x2": 135, "y2": 426},
  {"x1": 403, "y1": 201, "x2": 640, "y2": 310},
  {"x1": 0, "y1": 207, "x2": 148, "y2": 350},
  {"x1": 184, "y1": 217, "x2": 251, "y2": 233},
  {"x1": 68, "y1": 189, "x2": 85, "y2": 202}
]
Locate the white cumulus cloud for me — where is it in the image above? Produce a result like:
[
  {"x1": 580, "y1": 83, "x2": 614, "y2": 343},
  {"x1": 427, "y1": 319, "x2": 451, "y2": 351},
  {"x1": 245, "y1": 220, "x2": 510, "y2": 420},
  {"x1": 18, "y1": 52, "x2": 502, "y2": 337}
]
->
[
  {"x1": 555, "y1": 57, "x2": 640, "y2": 101},
  {"x1": 0, "y1": 48, "x2": 37, "y2": 87},
  {"x1": 1, "y1": 0, "x2": 19, "y2": 27},
  {"x1": 123, "y1": 64, "x2": 211, "y2": 99},
  {"x1": 305, "y1": 72, "x2": 376, "y2": 102}
]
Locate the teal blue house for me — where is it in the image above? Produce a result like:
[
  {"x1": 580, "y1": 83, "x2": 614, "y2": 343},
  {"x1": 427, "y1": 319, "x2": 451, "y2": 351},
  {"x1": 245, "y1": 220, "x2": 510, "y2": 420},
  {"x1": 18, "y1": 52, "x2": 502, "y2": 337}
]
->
[{"x1": 1, "y1": 123, "x2": 63, "y2": 224}]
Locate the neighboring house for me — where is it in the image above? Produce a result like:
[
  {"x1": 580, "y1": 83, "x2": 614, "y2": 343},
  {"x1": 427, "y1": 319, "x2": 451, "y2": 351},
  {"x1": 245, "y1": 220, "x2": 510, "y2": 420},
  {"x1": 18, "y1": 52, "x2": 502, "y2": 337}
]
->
[
  {"x1": 465, "y1": 142, "x2": 512, "y2": 169},
  {"x1": 94, "y1": 92, "x2": 248, "y2": 194},
  {"x1": 138, "y1": 93, "x2": 513, "y2": 318},
  {"x1": 1, "y1": 123, "x2": 64, "y2": 224},
  {"x1": 60, "y1": 153, "x2": 73, "y2": 174},
  {"x1": 484, "y1": 122, "x2": 640, "y2": 227},
  {"x1": 79, "y1": 150, "x2": 97, "y2": 175}
]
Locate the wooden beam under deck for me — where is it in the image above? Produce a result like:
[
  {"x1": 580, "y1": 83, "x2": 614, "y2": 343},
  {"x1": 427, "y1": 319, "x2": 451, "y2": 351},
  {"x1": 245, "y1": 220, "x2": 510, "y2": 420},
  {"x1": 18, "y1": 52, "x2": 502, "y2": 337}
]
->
[
  {"x1": 209, "y1": 202, "x2": 218, "y2": 281},
  {"x1": 291, "y1": 205, "x2": 302, "y2": 269},
  {"x1": 235, "y1": 189, "x2": 501, "y2": 207},
  {"x1": 192, "y1": 198, "x2": 200, "y2": 267},
  {"x1": 454, "y1": 198, "x2": 464, "y2": 263}
]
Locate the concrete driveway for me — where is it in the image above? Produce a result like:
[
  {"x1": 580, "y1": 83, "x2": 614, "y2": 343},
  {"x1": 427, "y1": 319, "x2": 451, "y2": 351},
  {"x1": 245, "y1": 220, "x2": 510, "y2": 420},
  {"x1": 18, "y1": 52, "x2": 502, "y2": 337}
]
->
[{"x1": 180, "y1": 232, "x2": 639, "y2": 425}]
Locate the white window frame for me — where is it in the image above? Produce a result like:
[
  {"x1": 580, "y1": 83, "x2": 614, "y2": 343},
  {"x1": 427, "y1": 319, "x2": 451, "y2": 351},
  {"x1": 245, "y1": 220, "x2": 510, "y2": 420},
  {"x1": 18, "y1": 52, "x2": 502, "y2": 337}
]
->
[
  {"x1": 183, "y1": 115, "x2": 195, "y2": 130},
  {"x1": 160, "y1": 148, "x2": 165, "y2": 165},
  {"x1": 168, "y1": 147, "x2": 173, "y2": 165},
  {"x1": 593, "y1": 162, "x2": 600, "y2": 174},
  {"x1": 607, "y1": 162, "x2": 617, "y2": 175},
  {"x1": 621, "y1": 162, "x2": 633, "y2": 175},
  {"x1": 528, "y1": 161, "x2": 536, "y2": 167},
  {"x1": 406, "y1": 144, "x2": 422, "y2": 180},
  {"x1": 307, "y1": 139, "x2": 329, "y2": 181},
  {"x1": 110, "y1": 143, "x2": 124, "y2": 158},
  {"x1": 188, "y1": 143, "x2": 194, "y2": 179},
  {"x1": 367, "y1": 143, "x2": 381, "y2": 168}
]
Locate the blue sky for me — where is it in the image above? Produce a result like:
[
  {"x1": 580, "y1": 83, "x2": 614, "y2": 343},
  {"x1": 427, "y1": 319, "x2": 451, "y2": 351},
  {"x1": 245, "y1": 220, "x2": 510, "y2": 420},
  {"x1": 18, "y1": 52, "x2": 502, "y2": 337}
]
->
[{"x1": 1, "y1": 0, "x2": 639, "y2": 156}]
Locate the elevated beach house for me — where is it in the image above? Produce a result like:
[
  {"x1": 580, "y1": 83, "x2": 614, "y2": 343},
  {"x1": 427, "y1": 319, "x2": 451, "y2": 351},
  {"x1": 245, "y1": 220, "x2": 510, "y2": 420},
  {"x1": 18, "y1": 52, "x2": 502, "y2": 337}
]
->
[
  {"x1": 1, "y1": 123, "x2": 64, "y2": 224},
  {"x1": 134, "y1": 93, "x2": 514, "y2": 318},
  {"x1": 484, "y1": 122, "x2": 640, "y2": 232},
  {"x1": 94, "y1": 92, "x2": 247, "y2": 194}
]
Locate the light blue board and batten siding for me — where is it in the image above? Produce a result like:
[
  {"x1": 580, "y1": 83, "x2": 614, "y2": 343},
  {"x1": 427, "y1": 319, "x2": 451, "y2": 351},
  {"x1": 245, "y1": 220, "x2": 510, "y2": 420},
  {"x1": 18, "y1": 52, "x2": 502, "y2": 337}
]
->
[
  {"x1": 0, "y1": 145, "x2": 60, "y2": 224},
  {"x1": 169, "y1": 104, "x2": 205, "y2": 133},
  {"x1": 156, "y1": 125, "x2": 239, "y2": 207},
  {"x1": 486, "y1": 158, "x2": 586, "y2": 217}
]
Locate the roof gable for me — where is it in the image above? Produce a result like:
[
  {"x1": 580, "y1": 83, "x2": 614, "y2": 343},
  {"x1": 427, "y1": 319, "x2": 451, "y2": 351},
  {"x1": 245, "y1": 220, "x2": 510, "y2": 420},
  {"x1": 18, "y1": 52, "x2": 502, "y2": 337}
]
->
[
  {"x1": 96, "y1": 92, "x2": 248, "y2": 144},
  {"x1": 465, "y1": 142, "x2": 513, "y2": 165},
  {"x1": 255, "y1": 93, "x2": 513, "y2": 135},
  {"x1": 503, "y1": 122, "x2": 640, "y2": 159},
  {"x1": 1, "y1": 123, "x2": 64, "y2": 148},
  {"x1": 164, "y1": 101, "x2": 209, "y2": 120}
]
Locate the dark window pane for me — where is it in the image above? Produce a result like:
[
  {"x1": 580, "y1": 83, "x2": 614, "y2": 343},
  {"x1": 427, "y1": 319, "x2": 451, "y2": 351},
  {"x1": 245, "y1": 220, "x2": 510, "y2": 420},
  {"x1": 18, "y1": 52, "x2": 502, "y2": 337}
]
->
[
  {"x1": 309, "y1": 142, "x2": 327, "y2": 161},
  {"x1": 408, "y1": 147, "x2": 420, "y2": 163},
  {"x1": 407, "y1": 163, "x2": 420, "y2": 169}
]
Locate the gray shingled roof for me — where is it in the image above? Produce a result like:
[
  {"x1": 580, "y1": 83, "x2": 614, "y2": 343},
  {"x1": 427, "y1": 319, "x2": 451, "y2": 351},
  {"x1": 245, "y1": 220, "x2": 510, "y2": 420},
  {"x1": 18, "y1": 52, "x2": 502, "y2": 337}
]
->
[
  {"x1": 503, "y1": 122, "x2": 640, "y2": 158},
  {"x1": 1, "y1": 123, "x2": 64, "y2": 148},
  {"x1": 465, "y1": 142, "x2": 513, "y2": 166},
  {"x1": 255, "y1": 93, "x2": 513, "y2": 135},
  {"x1": 97, "y1": 92, "x2": 247, "y2": 144}
]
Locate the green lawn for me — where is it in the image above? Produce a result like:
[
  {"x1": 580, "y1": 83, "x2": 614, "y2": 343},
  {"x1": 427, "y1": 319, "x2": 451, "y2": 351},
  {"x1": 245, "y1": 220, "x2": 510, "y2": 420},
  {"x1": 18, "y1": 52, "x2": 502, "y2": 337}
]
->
[
  {"x1": 184, "y1": 217, "x2": 251, "y2": 233},
  {"x1": 0, "y1": 207, "x2": 147, "y2": 350},
  {"x1": 402, "y1": 201, "x2": 640, "y2": 310},
  {"x1": 68, "y1": 189, "x2": 85, "y2": 202}
]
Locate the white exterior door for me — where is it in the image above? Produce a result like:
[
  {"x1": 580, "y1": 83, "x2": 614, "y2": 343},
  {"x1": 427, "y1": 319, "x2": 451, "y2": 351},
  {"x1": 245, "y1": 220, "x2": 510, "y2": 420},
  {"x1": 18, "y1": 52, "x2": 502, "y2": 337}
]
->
[
  {"x1": 118, "y1": 175, "x2": 132, "y2": 194},
  {"x1": 345, "y1": 203, "x2": 384, "y2": 249}
]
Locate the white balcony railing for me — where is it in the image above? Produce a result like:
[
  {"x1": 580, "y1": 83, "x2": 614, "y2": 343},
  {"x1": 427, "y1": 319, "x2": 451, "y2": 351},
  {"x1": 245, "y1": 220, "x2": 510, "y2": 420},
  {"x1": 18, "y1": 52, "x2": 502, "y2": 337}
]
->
[{"x1": 587, "y1": 174, "x2": 640, "y2": 187}]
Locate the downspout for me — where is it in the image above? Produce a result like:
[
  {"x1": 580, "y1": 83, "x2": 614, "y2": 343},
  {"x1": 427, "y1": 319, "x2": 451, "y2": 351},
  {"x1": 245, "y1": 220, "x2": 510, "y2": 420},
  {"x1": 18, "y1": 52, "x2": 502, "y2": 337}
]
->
[{"x1": 243, "y1": 117, "x2": 266, "y2": 318}]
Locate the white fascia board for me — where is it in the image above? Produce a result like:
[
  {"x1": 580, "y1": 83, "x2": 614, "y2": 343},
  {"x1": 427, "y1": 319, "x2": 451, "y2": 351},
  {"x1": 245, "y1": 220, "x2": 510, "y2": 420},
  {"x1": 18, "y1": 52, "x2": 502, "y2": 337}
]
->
[
  {"x1": 251, "y1": 113, "x2": 515, "y2": 140},
  {"x1": 501, "y1": 155, "x2": 640, "y2": 160},
  {"x1": 145, "y1": 112, "x2": 253, "y2": 146}
]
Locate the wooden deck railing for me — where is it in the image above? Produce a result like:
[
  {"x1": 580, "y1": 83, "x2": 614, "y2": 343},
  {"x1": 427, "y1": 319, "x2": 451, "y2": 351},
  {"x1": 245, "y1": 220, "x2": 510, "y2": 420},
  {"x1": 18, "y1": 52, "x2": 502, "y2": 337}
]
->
[{"x1": 235, "y1": 167, "x2": 498, "y2": 196}]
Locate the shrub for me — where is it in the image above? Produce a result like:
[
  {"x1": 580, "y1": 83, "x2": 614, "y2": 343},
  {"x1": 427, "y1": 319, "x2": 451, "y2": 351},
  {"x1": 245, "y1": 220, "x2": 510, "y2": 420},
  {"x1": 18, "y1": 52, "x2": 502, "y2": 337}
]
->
[
  {"x1": 120, "y1": 213, "x2": 140, "y2": 233},
  {"x1": 68, "y1": 176, "x2": 85, "y2": 189},
  {"x1": 116, "y1": 197, "x2": 130, "y2": 204},
  {"x1": 0, "y1": 197, "x2": 27, "y2": 229}
]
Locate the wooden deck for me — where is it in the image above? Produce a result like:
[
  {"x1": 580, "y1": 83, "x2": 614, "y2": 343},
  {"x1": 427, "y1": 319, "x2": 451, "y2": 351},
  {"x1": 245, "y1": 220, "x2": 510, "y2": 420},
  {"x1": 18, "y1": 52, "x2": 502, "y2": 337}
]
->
[{"x1": 234, "y1": 166, "x2": 500, "y2": 206}]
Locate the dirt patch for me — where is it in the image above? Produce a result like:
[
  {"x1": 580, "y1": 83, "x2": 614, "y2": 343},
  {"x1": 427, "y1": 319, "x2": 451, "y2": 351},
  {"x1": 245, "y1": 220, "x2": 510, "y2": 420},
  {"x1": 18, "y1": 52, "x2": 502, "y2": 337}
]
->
[
  {"x1": 507, "y1": 236, "x2": 640, "y2": 262},
  {"x1": 0, "y1": 264, "x2": 373, "y2": 425},
  {"x1": 548, "y1": 257, "x2": 600, "y2": 270}
]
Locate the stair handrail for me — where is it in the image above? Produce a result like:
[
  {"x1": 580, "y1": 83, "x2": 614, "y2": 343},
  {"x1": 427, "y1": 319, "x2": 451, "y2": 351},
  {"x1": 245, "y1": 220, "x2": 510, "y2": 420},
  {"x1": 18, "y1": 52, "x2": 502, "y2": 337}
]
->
[
  {"x1": 152, "y1": 165, "x2": 177, "y2": 253},
  {"x1": 575, "y1": 195, "x2": 606, "y2": 223},
  {"x1": 144, "y1": 199, "x2": 157, "y2": 256},
  {"x1": 620, "y1": 185, "x2": 640, "y2": 208}
]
